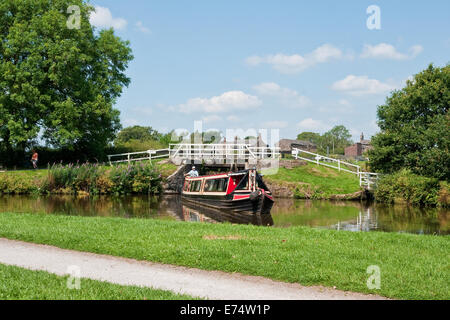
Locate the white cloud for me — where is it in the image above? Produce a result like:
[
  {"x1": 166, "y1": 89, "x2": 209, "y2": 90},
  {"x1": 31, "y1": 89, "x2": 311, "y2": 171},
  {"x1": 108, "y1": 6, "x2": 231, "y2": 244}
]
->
[
  {"x1": 253, "y1": 82, "x2": 310, "y2": 108},
  {"x1": 173, "y1": 91, "x2": 262, "y2": 114},
  {"x1": 338, "y1": 99, "x2": 351, "y2": 107},
  {"x1": 246, "y1": 44, "x2": 343, "y2": 74},
  {"x1": 360, "y1": 43, "x2": 423, "y2": 60},
  {"x1": 201, "y1": 115, "x2": 221, "y2": 123},
  {"x1": 297, "y1": 118, "x2": 327, "y2": 132},
  {"x1": 261, "y1": 121, "x2": 288, "y2": 129},
  {"x1": 331, "y1": 75, "x2": 397, "y2": 96},
  {"x1": 135, "y1": 21, "x2": 151, "y2": 34},
  {"x1": 90, "y1": 6, "x2": 127, "y2": 30}
]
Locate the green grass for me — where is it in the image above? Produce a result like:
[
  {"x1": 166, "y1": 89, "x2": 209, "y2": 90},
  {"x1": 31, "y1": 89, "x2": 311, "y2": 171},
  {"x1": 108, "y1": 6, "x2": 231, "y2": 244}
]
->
[
  {"x1": 264, "y1": 163, "x2": 361, "y2": 197},
  {"x1": 1, "y1": 169, "x2": 47, "y2": 179},
  {"x1": 152, "y1": 159, "x2": 178, "y2": 178},
  {"x1": 0, "y1": 212, "x2": 448, "y2": 300},
  {"x1": 0, "y1": 263, "x2": 196, "y2": 300}
]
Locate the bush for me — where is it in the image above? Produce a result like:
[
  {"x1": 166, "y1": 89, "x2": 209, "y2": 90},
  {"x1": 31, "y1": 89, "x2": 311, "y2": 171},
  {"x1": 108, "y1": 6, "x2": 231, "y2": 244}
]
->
[
  {"x1": 41, "y1": 162, "x2": 162, "y2": 195},
  {"x1": 375, "y1": 169, "x2": 446, "y2": 206},
  {"x1": 0, "y1": 174, "x2": 40, "y2": 194}
]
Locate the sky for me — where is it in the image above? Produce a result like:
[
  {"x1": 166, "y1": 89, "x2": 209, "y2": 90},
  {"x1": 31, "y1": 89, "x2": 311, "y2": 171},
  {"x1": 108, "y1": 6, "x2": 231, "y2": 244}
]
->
[{"x1": 89, "y1": 0, "x2": 450, "y2": 143}]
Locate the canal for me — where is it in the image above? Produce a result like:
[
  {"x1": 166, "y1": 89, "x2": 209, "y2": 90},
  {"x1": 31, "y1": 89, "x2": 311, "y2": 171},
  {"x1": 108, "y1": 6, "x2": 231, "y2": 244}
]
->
[{"x1": 0, "y1": 195, "x2": 447, "y2": 235}]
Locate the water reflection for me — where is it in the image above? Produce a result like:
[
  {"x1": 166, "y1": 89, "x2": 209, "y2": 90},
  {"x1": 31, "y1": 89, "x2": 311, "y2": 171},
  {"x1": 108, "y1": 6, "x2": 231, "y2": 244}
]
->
[{"x1": 0, "y1": 195, "x2": 447, "y2": 235}]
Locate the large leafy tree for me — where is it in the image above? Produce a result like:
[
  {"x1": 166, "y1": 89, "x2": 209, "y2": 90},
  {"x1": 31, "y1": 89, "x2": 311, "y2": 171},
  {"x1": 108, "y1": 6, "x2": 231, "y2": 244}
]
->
[
  {"x1": 321, "y1": 125, "x2": 352, "y2": 154},
  {"x1": 297, "y1": 126, "x2": 352, "y2": 154},
  {"x1": 0, "y1": 0, "x2": 133, "y2": 164},
  {"x1": 115, "y1": 126, "x2": 162, "y2": 145},
  {"x1": 296, "y1": 132, "x2": 321, "y2": 144},
  {"x1": 369, "y1": 64, "x2": 450, "y2": 180}
]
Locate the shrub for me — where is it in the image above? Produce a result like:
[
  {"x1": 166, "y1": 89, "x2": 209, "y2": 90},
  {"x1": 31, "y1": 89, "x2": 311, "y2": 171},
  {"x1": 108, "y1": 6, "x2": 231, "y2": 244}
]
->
[
  {"x1": 0, "y1": 174, "x2": 39, "y2": 194},
  {"x1": 375, "y1": 169, "x2": 444, "y2": 206},
  {"x1": 109, "y1": 162, "x2": 162, "y2": 195}
]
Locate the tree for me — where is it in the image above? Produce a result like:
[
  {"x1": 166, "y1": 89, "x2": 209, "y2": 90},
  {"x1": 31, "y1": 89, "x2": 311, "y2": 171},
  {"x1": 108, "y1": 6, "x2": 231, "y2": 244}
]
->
[
  {"x1": 369, "y1": 64, "x2": 450, "y2": 180},
  {"x1": 115, "y1": 126, "x2": 161, "y2": 145},
  {"x1": 297, "y1": 126, "x2": 352, "y2": 154},
  {"x1": 0, "y1": 0, "x2": 133, "y2": 165},
  {"x1": 322, "y1": 125, "x2": 353, "y2": 154},
  {"x1": 296, "y1": 132, "x2": 321, "y2": 144}
]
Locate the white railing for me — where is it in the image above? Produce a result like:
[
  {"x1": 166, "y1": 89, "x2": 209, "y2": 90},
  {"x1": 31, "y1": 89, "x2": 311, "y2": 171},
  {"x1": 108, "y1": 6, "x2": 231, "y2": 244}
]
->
[
  {"x1": 107, "y1": 144, "x2": 280, "y2": 165},
  {"x1": 169, "y1": 143, "x2": 280, "y2": 161},
  {"x1": 107, "y1": 148, "x2": 169, "y2": 165},
  {"x1": 292, "y1": 148, "x2": 380, "y2": 188},
  {"x1": 292, "y1": 148, "x2": 361, "y2": 175},
  {"x1": 359, "y1": 172, "x2": 380, "y2": 190}
]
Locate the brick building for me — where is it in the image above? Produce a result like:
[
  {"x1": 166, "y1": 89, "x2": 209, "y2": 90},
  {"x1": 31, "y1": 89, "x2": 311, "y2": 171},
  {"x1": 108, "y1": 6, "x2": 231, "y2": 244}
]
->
[
  {"x1": 345, "y1": 133, "x2": 373, "y2": 158},
  {"x1": 276, "y1": 139, "x2": 317, "y2": 158}
]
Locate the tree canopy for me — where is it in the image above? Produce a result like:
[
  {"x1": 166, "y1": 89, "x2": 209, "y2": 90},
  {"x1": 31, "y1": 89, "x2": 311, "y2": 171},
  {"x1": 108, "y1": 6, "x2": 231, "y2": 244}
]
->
[
  {"x1": 369, "y1": 64, "x2": 450, "y2": 180},
  {"x1": 0, "y1": 0, "x2": 133, "y2": 164},
  {"x1": 297, "y1": 125, "x2": 353, "y2": 155}
]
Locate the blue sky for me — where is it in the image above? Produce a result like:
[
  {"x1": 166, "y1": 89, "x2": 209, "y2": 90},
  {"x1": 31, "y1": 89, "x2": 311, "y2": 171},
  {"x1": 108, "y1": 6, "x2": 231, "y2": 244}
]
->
[{"x1": 89, "y1": 0, "x2": 450, "y2": 143}]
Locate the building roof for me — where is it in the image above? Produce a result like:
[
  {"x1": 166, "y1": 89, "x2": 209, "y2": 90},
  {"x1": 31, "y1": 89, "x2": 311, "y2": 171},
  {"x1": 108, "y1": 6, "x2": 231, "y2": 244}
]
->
[
  {"x1": 220, "y1": 135, "x2": 269, "y2": 147},
  {"x1": 275, "y1": 139, "x2": 316, "y2": 152}
]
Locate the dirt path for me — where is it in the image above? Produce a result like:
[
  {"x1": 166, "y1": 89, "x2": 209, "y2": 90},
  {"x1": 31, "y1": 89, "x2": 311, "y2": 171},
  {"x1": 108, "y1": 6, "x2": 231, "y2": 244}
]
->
[{"x1": 0, "y1": 238, "x2": 386, "y2": 300}]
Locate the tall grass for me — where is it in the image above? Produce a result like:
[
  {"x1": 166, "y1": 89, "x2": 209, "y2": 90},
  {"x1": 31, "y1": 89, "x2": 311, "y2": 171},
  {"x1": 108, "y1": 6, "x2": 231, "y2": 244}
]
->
[{"x1": 41, "y1": 162, "x2": 162, "y2": 195}]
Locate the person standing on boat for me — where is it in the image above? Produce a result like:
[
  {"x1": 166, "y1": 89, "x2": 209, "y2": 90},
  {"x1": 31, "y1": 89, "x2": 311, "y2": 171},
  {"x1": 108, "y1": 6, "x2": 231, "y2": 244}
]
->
[{"x1": 185, "y1": 166, "x2": 199, "y2": 177}]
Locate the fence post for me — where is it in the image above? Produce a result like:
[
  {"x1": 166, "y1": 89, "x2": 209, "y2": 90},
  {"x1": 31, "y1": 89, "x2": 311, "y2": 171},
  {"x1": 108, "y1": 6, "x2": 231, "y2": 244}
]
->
[
  {"x1": 338, "y1": 160, "x2": 341, "y2": 171},
  {"x1": 127, "y1": 153, "x2": 130, "y2": 164}
]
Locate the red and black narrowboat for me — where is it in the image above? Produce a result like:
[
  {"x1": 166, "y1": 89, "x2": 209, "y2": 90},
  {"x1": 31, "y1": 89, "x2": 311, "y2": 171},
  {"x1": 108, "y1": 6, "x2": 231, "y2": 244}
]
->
[{"x1": 182, "y1": 169, "x2": 274, "y2": 216}]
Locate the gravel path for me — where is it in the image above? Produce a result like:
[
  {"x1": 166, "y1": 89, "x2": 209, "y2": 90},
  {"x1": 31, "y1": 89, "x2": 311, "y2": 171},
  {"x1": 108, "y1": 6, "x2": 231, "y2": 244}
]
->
[{"x1": 0, "y1": 238, "x2": 386, "y2": 300}]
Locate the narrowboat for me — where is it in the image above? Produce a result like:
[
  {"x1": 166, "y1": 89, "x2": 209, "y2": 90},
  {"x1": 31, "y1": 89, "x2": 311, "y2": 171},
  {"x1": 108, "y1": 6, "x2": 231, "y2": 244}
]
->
[{"x1": 182, "y1": 168, "x2": 274, "y2": 216}]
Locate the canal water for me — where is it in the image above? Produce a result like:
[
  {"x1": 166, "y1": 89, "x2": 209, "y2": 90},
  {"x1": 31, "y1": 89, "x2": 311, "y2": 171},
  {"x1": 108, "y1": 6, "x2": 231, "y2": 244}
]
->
[{"x1": 0, "y1": 195, "x2": 447, "y2": 235}]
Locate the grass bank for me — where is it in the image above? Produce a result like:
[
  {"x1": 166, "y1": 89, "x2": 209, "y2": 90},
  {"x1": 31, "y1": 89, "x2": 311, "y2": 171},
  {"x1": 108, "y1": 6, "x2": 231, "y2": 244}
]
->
[
  {"x1": 264, "y1": 163, "x2": 362, "y2": 199},
  {"x1": 0, "y1": 212, "x2": 448, "y2": 300},
  {"x1": 0, "y1": 160, "x2": 177, "y2": 196},
  {"x1": 0, "y1": 263, "x2": 195, "y2": 300}
]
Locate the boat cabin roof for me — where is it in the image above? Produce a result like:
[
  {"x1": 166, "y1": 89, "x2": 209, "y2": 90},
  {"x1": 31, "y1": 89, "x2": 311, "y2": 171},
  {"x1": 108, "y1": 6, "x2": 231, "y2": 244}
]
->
[{"x1": 185, "y1": 170, "x2": 250, "y2": 181}]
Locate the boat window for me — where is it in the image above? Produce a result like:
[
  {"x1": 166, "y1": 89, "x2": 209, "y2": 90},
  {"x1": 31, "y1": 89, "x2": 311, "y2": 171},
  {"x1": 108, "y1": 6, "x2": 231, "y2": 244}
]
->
[
  {"x1": 216, "y1": 178, "x2": 228, "y2": 192},
  {"x1": 203, "y1": 178, "x2": 228, "y2": 192},
  {"x1": 189, "y1": 180, "x2": 202, "y2": 192},
  {"x1": 204, "y1": 179, "x2": 215, "y2": 192},
  {"x1": 235, "y1": 175, "x2": 248, "y2": 190}
]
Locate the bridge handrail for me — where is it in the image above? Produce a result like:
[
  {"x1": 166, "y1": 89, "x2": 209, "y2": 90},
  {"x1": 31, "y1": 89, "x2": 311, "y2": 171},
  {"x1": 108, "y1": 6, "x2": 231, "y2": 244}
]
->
[
  {"x1": 107, "y1": 148, "x2": 170, "y2": 165},
  {"x1": 292, "y1": 148, "x2": 381, "y2": 188},
  {"x1": 168, "y1": 143, "x2": 280, "y2": 159}
]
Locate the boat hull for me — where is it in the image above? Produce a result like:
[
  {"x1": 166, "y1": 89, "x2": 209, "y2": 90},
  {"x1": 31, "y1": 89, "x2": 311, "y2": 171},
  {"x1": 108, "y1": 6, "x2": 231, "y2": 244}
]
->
[{"x1": 181, "y1": 193, "x2": 274, "y2": 216}]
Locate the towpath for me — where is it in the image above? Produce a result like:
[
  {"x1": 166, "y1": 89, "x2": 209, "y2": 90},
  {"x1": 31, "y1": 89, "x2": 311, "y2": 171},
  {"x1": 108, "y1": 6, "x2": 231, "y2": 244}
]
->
[{"x1": 0, "y1": 238, "x2": 386, "y2": 300}]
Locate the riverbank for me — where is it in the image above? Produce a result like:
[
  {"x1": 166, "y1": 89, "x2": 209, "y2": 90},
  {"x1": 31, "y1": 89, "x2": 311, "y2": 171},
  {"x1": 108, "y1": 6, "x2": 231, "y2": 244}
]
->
[
  {"x1": 0, "y1": 160, "x2": 365, "y2": 200},
  {"x1": 0, "y1": 160, "x2": 176, "y2": 196},
  {"x1": 0, "y1": 212, "x2": 448, "y2": 300},
  {"x1": 263, "y1": 162, "x2": 364, "y2": 200}
]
